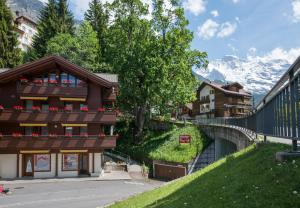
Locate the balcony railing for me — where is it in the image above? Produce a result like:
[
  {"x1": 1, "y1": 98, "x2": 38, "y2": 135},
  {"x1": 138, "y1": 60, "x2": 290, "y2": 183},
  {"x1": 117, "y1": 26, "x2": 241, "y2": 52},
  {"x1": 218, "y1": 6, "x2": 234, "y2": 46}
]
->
[
  {"x1": 17, "y1": 82, "x2": 88, "y2": 97},
  {"x1": 199, "y1": 97, "x2": 210, "y2": 104},
  {"x1": 0, "y1": 109, "x2": 117, "y2": 123},
  {"x1": 0, "y1": 135, "x2": 118, "y2": 152}
]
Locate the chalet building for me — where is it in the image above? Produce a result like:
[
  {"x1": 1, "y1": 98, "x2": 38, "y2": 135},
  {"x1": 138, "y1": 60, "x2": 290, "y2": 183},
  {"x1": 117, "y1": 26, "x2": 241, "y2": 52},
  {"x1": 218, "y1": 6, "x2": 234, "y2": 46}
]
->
[
  {"x1": 193, "y1": 81, "x2": 252, "y2": 118},
  {"x1": 0, "y1": 56, "x2": 118, "y2": 179},
  {"x1": 14, "y1": 11, "x2": 37, "y2": 51}
]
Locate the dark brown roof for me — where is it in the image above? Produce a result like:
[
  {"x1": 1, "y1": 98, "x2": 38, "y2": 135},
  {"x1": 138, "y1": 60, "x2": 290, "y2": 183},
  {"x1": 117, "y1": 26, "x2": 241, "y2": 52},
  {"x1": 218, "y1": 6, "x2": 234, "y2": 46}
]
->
[
  {"x1": 0, "y1": 56, "x2": 118, "y2": 88},
  {"x1": 15, "y1": 15, "x2": 37, "y2": 26},
  {"x1": 199, "y1": 81, "x2": 251, "y2": 97}
]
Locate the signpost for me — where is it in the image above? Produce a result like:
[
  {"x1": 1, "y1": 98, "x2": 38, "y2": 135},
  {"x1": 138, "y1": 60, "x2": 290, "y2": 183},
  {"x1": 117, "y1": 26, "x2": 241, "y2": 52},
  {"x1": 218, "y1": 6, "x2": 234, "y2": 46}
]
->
[{"x1": 179, "y1": 135, "x2": 191, "y2": 144}]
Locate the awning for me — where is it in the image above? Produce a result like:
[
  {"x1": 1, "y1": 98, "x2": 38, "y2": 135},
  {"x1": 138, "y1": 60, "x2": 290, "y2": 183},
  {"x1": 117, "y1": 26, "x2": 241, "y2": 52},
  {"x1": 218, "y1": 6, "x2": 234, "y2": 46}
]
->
[
  {"x1": 20, "y1": 96, "x2": 48, "y2": 100},
  {"x1": 20, "y1": 123, "x2": 47, "y2": 127},
  {"x1": 60, "y1": 98, "x2": 86, "y2": 102},
  {"x1": 60, "y1": 150, "x2": 88, "y2": 153},
  {"x1": 61, "y1": 124, "x2": 87, "y2": 127},
  {"x1": 20, "y1": 150, "x2": 50, "y2": 154}
]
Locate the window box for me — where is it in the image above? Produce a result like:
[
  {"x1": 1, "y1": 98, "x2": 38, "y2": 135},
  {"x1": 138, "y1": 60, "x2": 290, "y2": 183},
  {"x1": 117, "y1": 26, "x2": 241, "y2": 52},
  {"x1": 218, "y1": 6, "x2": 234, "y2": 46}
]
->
[
  {"x1": 64, "y1": 106, "x2": 72, "y2": 111},
  {"x1": 32, "y1": 106, "x2": 41, "y2": 112},
  {"x1": 19, "y1": 77, "x2": 28, "y2": 83},
  {"x1": 65, "y1": 133, "x2": 73, "y2": 137},
  {"x1": 49, "y1": 133, "x2": 57, "y2": 138},
  {"x1": 31, "y1": 133, "x2": 39, "y2": 138},
  {"x1": 0, "y1": 105, "x2": 4, "y2": 111},
  {"x1": 49, "y1": 107, "x2": 59, "y2": 112},
  {"x1": 0, "y1": 133, "x2": 3, "y2": 138},
  {"x1": 49, "y1": 80, "x2": 58, "y2": 84},
  {"x1": 13, "y1": 105, "x2": 24, "y2": 111},
  {"x1": 33, "y1": 79, "x2": 43, "y2": 84},
  {"x1": 80, "y1": 107, "x2": 88, "y2": 112},
  {"x1": 98, "y1": 107, "x2": 105, "y2": 112},
  {"x1": 62, "y1": 80, "x2": 72, "y2": 85},
  {"x1": 12, "y1": 132, "x2": 22, "y2": 138},
  {"x1": 99, "y1": 133, "x2": 105, "y2": 138}
]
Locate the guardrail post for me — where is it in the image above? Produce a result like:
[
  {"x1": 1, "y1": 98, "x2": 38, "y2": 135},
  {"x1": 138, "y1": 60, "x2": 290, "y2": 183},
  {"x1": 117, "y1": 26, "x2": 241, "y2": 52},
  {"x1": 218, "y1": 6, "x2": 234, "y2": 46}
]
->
[
  {"x1": 263, "y1": 135, "x2": 267, "y2": 143},
  {"x1": 292, "y1": 139, "x2": 297, "y2": 152}
]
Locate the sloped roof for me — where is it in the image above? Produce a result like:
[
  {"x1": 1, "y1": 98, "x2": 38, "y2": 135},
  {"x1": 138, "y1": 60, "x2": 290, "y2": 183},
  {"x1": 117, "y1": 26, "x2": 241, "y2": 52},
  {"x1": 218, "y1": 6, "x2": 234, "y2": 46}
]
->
[
  {"x1": 0, "y1": 56, "x2": 118, "y2": 88},
  {"x1": 95, "y1": 73, "x2": 118, "y2": 84},
  {"x1": 199, "y1": 81, "x2": 251, "y2": 97}
]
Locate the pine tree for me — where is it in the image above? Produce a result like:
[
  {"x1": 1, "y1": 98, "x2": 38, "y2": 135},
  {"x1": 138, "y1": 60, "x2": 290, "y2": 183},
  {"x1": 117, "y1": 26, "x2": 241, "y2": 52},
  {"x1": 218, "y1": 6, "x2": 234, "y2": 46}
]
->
[
  {"x1": 57, "y1": 0, "x2": 75, "y2": 34},
  {"x1": 32, "y1": 0, "x2": 75, "y2": 58},
  {"x1": 0, "y1": 0, "x2": 22, "y2": 68},
  {"x1": 32, "y1": 0, "x2": 58, "y2": 58},
  {"x1": 84, "y1": 0, "x2": 109, "y2": 61}
]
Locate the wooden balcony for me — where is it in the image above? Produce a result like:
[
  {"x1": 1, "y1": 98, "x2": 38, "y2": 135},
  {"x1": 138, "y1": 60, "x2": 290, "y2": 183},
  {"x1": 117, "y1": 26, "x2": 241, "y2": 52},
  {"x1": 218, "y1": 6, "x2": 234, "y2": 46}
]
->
[
  {"x1": 199, "y1": 97, "x2": 210, "y2": 104},
  {"x1": 0, "y1": 110, "x2": 117, "y2": 124},
  {"x1": 103, "y1": 90, "x2": 116, "y2": 101},
  {"x1": 17, "y1": 83, "x2": 88, "y2": 98},
  {"x1": 0, "y1": 135, "x2": 117, "y2": 153}
]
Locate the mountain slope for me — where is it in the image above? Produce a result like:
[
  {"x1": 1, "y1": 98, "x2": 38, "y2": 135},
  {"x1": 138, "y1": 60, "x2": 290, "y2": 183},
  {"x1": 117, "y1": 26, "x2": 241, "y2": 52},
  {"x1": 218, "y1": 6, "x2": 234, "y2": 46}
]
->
[
  {"x1": 7, "y1": 0, "x2": 44, "y2": 22},
  {"x1": 110, "y1": 143, "x2": 300, "y2": 208}
]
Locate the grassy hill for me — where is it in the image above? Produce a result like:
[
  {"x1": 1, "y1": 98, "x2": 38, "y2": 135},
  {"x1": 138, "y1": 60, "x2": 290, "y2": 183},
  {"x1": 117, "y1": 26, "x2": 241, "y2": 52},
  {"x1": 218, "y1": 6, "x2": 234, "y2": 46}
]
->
[
  {"x1": 110, "y1": 143, "x2": 300, "y2": 208},
  {"x1": 116, "y1": 124, "x2": 210, "y2": 163}
]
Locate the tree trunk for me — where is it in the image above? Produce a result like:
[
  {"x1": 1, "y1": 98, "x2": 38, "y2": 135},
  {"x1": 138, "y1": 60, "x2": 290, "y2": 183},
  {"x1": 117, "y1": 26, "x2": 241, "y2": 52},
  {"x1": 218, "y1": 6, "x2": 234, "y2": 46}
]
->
[{"x1": 135, "y1": 105, "x2": 146, "y2": 139}]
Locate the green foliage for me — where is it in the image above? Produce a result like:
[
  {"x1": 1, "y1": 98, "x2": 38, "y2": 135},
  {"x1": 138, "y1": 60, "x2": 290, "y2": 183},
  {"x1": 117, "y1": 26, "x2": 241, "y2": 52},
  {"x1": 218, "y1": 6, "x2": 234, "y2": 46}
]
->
[
  {"x1": 116, "y1": 122, "x2": 209, "y2": 163},
  {"x1": 0, "y1": 0, "x2": 22, "y2": 68},
  {"x1": 46, "y1": 21, "x2": 101, "y2": 72},
  {"x1": 105, "y1": 0, "x2": 207, "y2": 134},
  {"x1": 32, "y1": 0, "x2": 75, "y2": 58},
  {"x1": 110, "y1": 143, "x2": 300, "y2": 208}
]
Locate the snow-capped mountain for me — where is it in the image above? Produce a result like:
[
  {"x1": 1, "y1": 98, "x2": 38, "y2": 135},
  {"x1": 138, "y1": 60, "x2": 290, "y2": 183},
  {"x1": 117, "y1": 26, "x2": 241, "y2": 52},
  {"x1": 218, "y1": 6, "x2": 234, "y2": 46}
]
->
[{"x1": 193, "y1": 52, "x2": 296, "y2": 104}]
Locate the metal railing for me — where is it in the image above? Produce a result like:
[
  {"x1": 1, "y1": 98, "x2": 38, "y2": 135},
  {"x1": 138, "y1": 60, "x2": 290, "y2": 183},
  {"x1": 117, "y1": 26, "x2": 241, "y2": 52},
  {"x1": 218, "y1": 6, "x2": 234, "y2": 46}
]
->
[{"x1": 195, "y1": 56, "x2": 300, "y2": 152}]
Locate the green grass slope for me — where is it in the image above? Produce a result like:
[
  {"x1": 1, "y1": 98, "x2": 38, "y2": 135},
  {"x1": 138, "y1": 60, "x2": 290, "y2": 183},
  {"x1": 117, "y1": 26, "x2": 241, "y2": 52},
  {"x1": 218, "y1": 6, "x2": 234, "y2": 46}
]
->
[
  {"x1": 110, "y1": 143, "x2": 300, "y2": 208},
  {"x1": 117, "y1": 125, "x2": 209, "y2": 163}
]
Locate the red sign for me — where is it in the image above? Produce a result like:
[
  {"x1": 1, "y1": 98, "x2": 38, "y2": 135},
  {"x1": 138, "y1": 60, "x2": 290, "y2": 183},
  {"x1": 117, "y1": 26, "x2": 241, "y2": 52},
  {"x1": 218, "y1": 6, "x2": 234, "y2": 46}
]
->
[{"x1": 179, "y1": 135, "x2": 191, "y2": 144}]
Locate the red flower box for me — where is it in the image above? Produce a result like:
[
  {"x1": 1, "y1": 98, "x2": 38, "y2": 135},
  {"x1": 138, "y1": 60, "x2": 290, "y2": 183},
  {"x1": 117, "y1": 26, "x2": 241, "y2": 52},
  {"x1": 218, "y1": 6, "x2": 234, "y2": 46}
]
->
[
  {"x1": 0, "y1": 105, "x2": 4, "y2": 110},
  {"x1": 31, "y1": 133, "x2": 39, "y2": 137},
  {"x1": 64, "y1": 106, "x2": 72, "y2": 111},
  {"x1": 62, "y1": 80, "x2": 72, "y2": 84},
  {"x1": 80, "y1": 107, "x2": 88, "y2": 112},
  {"x1": 13, "y1": 105, "x2": 24, "y2": 111},
  {"x1": 107, "y1": 108, "x2": 113, "y2": 112},
  {"x1": 49, "y1": 107, "x2": 59, "y2": 111},
  {"x1": 65, "y1": 133, "x2": 72, "y2": 137},
  {"x1": 33, "y1": 79, "x2": 43, "y2": 84},
  {"x1": 49, "y1": 133, "x2": 57, "y2": 138},
  {"x1": 80, "y1": 133, "x2": 88, "y2": 138},
  {"x1": 49, "y1": 79, "x2": 58, "y2": 84},
  {"x1": 98, "y1": 108, "x2": 105, "y2": 112},
  {"x1": 32, "y1": 106, "x2": 41, "y2": 111},
  {"x1": 19, "y1": 77, "x2": 28, "y2": 83},
  {"x1": 99, "y1": 133, "x2": 106, "y2": 138},
  {"x1": 12, "y1": 132, "x2": 22, "y2": 138}
]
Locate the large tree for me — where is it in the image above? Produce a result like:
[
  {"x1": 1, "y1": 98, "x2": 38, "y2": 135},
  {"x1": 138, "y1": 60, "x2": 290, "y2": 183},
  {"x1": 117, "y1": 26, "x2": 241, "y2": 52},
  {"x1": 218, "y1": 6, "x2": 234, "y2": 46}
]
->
[
  {"x1": 32, "y1": 0, "x2": 75, "y2": 58},
  {"x1": 0, "y1": 0, "x2": 22, "y2": 68},
  {"x1": 46, "y1": 21, "x2": 100, "y2": 72},
  {"x1": 107, "y1": 0, "x2": 207, "y2": 137}
]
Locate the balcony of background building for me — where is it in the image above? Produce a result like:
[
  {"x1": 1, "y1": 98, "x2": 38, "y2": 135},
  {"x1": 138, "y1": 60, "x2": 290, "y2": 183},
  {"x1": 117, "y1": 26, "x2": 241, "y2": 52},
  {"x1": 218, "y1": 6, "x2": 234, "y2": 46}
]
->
[{"x1": 199, "y1": 96, "x2": 210, "y2": 104}]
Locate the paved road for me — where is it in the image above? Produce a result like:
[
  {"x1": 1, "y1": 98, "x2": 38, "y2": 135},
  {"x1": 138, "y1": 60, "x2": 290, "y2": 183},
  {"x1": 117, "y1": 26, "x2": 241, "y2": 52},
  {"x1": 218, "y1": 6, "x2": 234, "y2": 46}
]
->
[{"x1": 0, "y1": 180, "x2": 162, "y2": 208}]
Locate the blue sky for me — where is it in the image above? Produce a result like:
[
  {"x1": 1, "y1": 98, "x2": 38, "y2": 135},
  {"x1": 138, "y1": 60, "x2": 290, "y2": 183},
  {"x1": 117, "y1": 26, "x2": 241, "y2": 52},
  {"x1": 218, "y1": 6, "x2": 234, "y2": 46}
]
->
[{"x1": 64, "y1": 0, "x2": 300, "y2": 61}]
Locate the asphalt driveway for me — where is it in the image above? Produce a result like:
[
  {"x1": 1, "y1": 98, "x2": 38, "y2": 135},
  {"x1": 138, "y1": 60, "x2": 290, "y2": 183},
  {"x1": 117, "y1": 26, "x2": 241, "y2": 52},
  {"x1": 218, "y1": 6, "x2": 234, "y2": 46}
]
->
[{"x1": 0, "y1": 180, "x2": 162, "y2": 208}]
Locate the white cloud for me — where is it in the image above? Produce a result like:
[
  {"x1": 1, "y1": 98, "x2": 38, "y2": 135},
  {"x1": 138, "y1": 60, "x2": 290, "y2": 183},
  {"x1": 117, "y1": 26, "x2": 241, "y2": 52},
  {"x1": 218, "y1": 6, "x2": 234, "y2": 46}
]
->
[
  {"x1": 251, "y1": 47, "x2": 300, "y2": 63},
  {"x1": 291, "y1": 0, "x2": 300, "y2": 22},
  {"x1": 211, "y1": 10, "x2": 219, "y2": 17},
  {"x1": 183, "y1": 0, "x2": 206, "y2": 16},
  {"x1": 197, "y1": 19, "x2": 219, "y2": 40},
  {"x1": 217, "y1": 22, "x2": 237, "y2": 38},
  {"x1": 232, "y1": 0, "x2": 240, "y2": 3}
]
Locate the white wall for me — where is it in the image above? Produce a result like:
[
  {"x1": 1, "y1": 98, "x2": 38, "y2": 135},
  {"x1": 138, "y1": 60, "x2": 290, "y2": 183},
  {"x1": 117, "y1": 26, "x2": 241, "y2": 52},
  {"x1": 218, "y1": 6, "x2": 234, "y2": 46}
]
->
[
  {"x1": 89, "y1": 153, "x2": 93, "y2": 173},
  {"x1": 94, "y1": 153, "x2": 102, "y2": 176},
  {"x1": 0, "y1": 154, "x2": 17, "y2": 179},
  {"x1": 200, "y1": 85, "x2": 215, "y2": 113},
  {"x1": 34, "y1": 154, "x2": 56, "y2": 178}
]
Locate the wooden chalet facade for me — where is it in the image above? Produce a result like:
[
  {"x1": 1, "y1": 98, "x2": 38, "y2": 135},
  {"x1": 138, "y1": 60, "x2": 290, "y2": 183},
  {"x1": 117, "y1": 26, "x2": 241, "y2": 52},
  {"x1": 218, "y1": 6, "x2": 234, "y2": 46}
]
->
[
  {"x1": 0, "y1": 56, "x2": 118, "y2": 179},
  {"x1": 192, "y1": 81, "x2": 252, "y2": 118}
]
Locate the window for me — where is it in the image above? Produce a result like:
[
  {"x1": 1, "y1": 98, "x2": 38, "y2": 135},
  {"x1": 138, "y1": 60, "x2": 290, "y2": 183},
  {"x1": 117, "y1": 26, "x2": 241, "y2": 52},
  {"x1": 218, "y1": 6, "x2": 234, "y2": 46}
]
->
[
  {"x1": 69, "y1": 75, "x2": 76, "y2": 87},
  {"x1": 77, "y1": 79, "x2": 85, "y2": 87},
  {"x1": 41, "y1": 127, "x2": 48, "y2": 136},
  {"x1": 41, "y1": 102, "x2": 49, "y2": 112},
  {"x1": 34, "y1": 154, "x2": 50, "y2": 172},
  {"x1": 64, "y1": 103, "x2": 73, "y2": 111},
  {"x1": 25, "y1": 100, "x2": 33, "y2": 111},
  {"x1": 61, "y1": 73, "x2": 68, "y2": 86},
  {"x1": 65, "y1": 127, "x2": 73, "y2": 135},
  {"x1": 80, "y1": 126, "x2": 87, "y2": 136},
  {"x1": 25, "y1": 127, "x2": 32, "y2": 136},
  {"x1": 49, "y1": 73, "x2": 57, "y2": 84},
  {"x1": 102, "y1": 125, "x2": 112, "y2": 136},
  {"x1": 62, "y1": 154, "x2": 78, "y2": 171}
]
